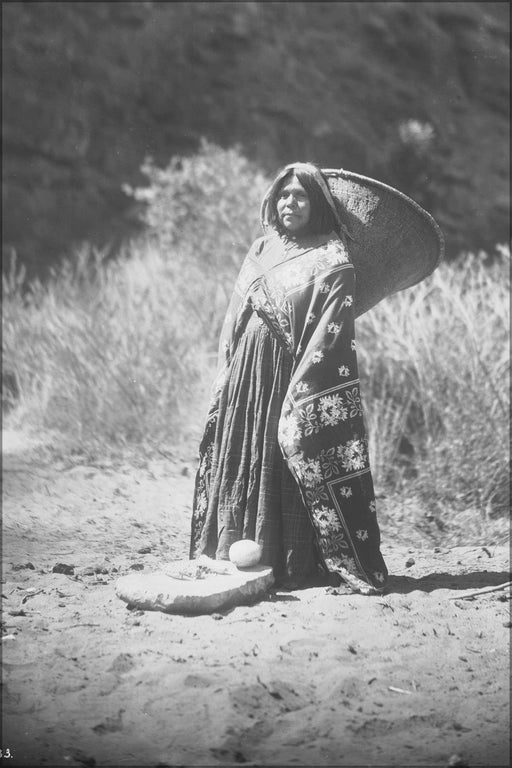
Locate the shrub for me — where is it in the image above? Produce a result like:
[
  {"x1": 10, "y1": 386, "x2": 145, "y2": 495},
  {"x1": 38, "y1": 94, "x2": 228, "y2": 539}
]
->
[{"x1": 124, "y1": 138, "x2": 270, "y2": 343}]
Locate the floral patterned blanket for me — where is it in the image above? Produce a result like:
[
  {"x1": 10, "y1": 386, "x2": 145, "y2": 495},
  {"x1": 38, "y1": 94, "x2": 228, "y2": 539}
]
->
[{"x1": 192, "y1": 230, "x2": 388, "y2": 593}]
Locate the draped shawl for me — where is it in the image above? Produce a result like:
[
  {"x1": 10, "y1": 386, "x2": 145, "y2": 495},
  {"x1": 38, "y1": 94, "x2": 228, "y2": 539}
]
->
[{"x1": 191, "y1": 230, "x2": 388, "y2": 594}]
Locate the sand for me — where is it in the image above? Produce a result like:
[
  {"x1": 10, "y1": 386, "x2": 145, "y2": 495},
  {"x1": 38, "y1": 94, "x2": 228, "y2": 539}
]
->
[{"x1": 2, "y1": 430, "x2": 510, "y2": 767}]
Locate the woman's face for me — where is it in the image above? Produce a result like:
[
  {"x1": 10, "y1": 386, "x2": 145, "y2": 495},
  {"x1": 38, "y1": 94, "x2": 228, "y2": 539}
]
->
[{"x1": 276, "y1": 175, "x2": 311, "y2": 234}]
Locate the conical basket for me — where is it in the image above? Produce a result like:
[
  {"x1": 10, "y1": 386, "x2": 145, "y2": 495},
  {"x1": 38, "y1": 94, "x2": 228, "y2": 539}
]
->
[{"x1": 323, "y1": 168, "x2": 444, "y2": 317}]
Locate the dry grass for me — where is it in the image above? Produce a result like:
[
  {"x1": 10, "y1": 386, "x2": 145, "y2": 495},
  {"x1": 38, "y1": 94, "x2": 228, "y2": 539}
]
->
[
  {"x1": 358, "y1": 248, "x2": 510, "y2": 543},
  {"x1": 2, "y1": 246, "x2": 213, "y2": 456}
]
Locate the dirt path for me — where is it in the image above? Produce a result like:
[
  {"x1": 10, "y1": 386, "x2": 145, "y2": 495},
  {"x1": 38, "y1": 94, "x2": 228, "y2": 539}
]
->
[{"x1": 2, "y1": 431, "x2": 510, "y2": 767}]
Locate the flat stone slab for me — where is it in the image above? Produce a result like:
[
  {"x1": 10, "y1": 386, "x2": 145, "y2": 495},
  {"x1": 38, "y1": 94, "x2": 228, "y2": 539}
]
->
[{"x1": 115, "y1": 556, "x2": 274, "y2": 614}]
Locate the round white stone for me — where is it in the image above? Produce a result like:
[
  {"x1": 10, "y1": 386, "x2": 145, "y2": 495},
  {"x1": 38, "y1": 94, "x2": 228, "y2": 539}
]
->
[{"x1": 229, "y1": 539, "x2": 263, "y2": 568}]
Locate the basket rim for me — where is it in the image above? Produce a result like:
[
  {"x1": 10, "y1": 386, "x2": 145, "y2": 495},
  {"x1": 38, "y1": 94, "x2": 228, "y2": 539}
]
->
[{"x1": 322, "y1": 167, "x2": 445, "y2": 267}]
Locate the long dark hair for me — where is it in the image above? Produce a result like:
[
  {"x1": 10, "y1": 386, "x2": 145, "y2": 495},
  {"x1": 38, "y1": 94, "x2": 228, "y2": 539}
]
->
[{"x1": 263, "y1": 166, "x2": 341, "y2": 237}]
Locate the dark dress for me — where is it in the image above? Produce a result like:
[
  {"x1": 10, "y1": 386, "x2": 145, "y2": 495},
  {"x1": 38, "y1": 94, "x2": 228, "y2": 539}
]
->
[{"x1": 193, "y1": 310, "x2": 318, "y2": 586}]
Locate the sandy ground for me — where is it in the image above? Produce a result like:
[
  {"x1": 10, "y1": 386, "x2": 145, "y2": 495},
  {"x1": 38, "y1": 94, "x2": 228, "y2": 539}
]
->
[{"x1": 1, "y1": 430, "x2": 510, "y2": 768}]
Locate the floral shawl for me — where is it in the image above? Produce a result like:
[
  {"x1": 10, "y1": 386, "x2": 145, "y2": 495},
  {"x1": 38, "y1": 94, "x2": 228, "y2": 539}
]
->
[{"x1": 191, "y1": 230, "x2": 388, "y2": 593}]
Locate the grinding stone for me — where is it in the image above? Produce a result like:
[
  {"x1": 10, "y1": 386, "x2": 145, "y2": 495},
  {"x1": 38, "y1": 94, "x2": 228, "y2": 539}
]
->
[{"x1": 115, "y1": 557, "x2": 274, "y2": 614}]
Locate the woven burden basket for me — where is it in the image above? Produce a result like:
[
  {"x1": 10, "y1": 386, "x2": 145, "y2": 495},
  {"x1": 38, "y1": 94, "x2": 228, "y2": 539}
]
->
[{"x1": 323, "y1": 168, "x2": 444, "y2": 318}]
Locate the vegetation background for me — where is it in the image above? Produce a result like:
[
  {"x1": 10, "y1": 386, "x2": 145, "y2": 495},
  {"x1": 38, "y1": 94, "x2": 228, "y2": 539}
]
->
[
  {"x1": 2, "y1": 1, "x2": 509, "y2": 272},
  {"x1": 2, "y1": 2, "x2": 510, "y2": 545}
]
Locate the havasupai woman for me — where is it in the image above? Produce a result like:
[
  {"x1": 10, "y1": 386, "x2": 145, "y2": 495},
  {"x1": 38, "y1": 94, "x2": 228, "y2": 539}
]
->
[{"x1": 190, "y1": 162, "x2": 443, "y2": 594}]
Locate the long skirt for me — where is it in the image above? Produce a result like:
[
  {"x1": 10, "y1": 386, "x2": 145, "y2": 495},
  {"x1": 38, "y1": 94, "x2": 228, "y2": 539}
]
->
[{"x1": 192, "y1": 310, "x2": 320, "y2": 586}]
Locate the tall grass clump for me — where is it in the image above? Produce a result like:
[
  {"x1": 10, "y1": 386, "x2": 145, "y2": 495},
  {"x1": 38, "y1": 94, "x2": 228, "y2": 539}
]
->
[
  {"x1": 357, "y1": 247, "x2": 510, "y2": 542},
  {"x1": 3, "y1": 246, "x2": 210, "y2": 454},
  {"x1": 2, "y1": 142, "x2": 270, "y2": 457}
]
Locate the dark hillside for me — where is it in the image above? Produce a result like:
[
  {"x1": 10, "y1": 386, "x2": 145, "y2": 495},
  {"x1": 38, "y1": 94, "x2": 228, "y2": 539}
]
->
[{"x1": 2, "y1": 1, "x2": 509, "y2": 277}]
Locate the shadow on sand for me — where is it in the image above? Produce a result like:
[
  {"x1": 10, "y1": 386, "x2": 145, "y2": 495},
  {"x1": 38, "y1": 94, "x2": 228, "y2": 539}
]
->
[{"x1": 386, "y1": 569, "x2": 511, "y2": 594}]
